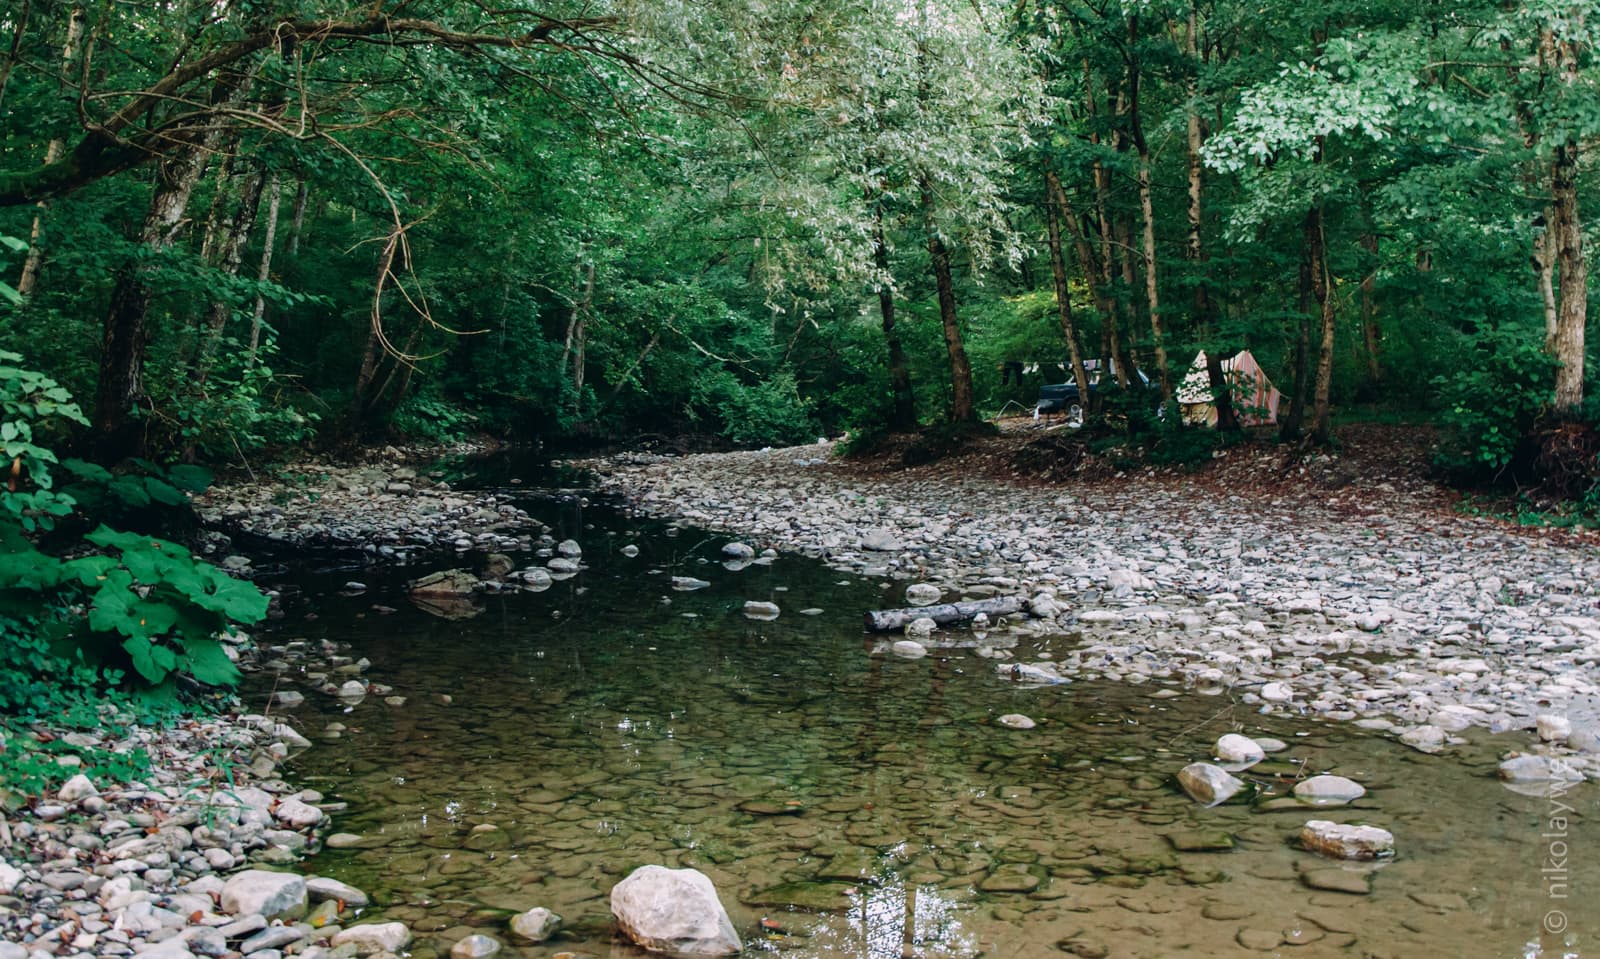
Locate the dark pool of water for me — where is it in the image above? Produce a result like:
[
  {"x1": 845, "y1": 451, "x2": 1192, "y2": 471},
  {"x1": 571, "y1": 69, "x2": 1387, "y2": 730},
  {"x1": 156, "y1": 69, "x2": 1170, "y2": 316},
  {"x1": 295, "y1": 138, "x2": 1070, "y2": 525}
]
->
[{"x1": 256, "y1": 483, "x2": 1597, "y2": 959}]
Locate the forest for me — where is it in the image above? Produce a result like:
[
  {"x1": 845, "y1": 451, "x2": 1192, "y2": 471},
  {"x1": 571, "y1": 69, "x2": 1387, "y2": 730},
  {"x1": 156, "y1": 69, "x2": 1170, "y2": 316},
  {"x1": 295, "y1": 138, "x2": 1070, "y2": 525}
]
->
[{"x1": 0, "y1": 0, "x2": 1596, "y2": 495}]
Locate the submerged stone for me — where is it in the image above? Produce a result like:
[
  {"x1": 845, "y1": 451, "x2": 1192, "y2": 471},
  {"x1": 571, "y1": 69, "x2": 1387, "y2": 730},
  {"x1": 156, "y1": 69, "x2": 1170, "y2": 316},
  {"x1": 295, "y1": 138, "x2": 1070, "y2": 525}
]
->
[
  {"x1": 1165, "y1": 830, "x2": 1235, "y2": 852},
  {"x1": 741, "y1": 881, "x2": 856, "y2": 912},
  {"x1": 1178, "y1": 763, "x2": 1246, "y2": 806}
]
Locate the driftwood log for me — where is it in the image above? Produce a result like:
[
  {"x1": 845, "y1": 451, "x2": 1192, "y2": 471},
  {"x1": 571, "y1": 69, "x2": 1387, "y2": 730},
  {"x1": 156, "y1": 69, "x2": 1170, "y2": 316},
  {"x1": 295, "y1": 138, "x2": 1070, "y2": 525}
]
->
[{"x1": 863, "y1": 596, "x2": 1026, "y2": 633}]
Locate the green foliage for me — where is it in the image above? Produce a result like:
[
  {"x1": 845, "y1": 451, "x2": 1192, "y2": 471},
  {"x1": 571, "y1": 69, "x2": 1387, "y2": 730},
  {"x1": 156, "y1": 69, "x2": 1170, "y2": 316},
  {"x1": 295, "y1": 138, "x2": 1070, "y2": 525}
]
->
[
  {"x1": 689, "y1": 369, "x2": 817, "y2": 448},
  {"x1": 1143, "y1": 425, "x2": 1227, "y2": 470},
  {"x1": 0, "y1": 356, "x2": 266, "y2": 729},
  {"x1": 156, "y1": 350, "x2": 320, "y2": 462},
  {"x1": 0, "y1": 613, "x2": 154, "y2": 793},
  {"x1": 391, "y1": 391, "x2": 479, "y2": 443},
  {"x1": 1431, "y1": 325, "x2": 1558, "y2": 480}
]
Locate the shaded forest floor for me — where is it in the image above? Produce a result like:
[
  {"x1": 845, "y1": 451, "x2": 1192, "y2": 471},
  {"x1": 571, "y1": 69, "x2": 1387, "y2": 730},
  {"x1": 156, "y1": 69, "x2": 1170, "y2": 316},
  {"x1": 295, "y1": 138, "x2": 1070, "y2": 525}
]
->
[{"x1": 830, "y1": 420, "x2": 1596, "y2": 545}]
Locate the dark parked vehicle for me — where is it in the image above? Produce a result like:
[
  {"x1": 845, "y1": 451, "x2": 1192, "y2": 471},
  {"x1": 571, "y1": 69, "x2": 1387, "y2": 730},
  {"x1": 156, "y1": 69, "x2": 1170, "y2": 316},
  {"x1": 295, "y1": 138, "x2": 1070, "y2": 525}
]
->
[{"x1": 1036, "y1": 360, "x2": 1155, "y2": 426}]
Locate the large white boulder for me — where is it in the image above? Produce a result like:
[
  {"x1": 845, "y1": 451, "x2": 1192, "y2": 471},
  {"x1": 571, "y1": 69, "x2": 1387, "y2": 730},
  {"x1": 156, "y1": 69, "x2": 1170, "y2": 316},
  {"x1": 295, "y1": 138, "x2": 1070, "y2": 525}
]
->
[
  {"x1": 610, "y1": 865, "x2": 742, "y2": 957},
  {"x1": 220, "y1": 870, "x2": 306, "y2": 921}
]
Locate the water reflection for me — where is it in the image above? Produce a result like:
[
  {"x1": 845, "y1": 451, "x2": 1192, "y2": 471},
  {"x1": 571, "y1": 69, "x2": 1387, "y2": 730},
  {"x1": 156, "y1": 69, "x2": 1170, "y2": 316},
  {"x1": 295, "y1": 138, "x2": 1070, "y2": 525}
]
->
[{"x1": 262, "y1": 493, "x2": 1597, "y2": 959}]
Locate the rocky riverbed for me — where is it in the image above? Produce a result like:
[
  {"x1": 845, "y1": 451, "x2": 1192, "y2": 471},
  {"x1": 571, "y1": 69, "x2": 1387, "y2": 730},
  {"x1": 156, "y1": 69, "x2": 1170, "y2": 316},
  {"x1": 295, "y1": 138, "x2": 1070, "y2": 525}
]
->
[
  {"x1": 0, "y1": 632, "x2": 440, "y2": 959},
  {"x1": 583, "y1": 440, "x2": 1600, "y2": 784},
  {"x1": 192, "y1": 459, "x2": 546, "y2": 565}
]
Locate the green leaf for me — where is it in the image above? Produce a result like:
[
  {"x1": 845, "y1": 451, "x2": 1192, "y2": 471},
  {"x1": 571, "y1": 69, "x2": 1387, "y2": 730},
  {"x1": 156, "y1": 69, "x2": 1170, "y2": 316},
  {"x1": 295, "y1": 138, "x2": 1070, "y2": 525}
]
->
[
  {"x1": 122, "y1": 637, "x2": 179, "y2": 684},
  {"x1": 165, "y1": 465, "x2": 213, "y2": 492},
  {"x1": 143, "y1": 477, "x2": 187, "y2": 506},
  {"x1": 61, "y1": 459, "x2": 114, "y2": 484},
  {"x1": 180, "y1": 637, "x2": 240, "y2": 687}
]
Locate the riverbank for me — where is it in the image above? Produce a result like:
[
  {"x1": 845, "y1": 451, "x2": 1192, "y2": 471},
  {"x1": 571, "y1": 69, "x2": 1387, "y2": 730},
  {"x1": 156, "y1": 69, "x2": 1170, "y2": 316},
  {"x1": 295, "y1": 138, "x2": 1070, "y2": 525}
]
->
[
  {"x1": 581, "y1": 429, "x2": 1600, "y2": 782},
  {"x1": 0, "y1": 631, "x2": 403, "y2": 959}
]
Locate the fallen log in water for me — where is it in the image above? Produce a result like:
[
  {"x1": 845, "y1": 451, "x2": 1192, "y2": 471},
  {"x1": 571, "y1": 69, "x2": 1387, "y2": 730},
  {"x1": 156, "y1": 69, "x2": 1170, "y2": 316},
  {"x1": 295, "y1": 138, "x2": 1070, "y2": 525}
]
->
[{"x1": 863, "y1": 596, "x2": 1027, "y2": 633}]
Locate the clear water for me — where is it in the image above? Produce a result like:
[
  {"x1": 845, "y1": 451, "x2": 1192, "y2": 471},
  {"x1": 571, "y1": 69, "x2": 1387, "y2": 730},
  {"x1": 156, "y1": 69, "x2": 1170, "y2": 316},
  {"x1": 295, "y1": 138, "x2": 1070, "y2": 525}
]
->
[{"x1": 261, "y1": 483, "x2": 1597, "y2": 959}]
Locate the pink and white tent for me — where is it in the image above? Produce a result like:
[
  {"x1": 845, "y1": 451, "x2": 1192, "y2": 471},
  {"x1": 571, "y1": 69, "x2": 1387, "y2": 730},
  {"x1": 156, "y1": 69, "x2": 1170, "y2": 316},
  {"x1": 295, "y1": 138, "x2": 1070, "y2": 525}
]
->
[{"x1": 1177, "y1": 351, "x2": 1282, "y2": 427}]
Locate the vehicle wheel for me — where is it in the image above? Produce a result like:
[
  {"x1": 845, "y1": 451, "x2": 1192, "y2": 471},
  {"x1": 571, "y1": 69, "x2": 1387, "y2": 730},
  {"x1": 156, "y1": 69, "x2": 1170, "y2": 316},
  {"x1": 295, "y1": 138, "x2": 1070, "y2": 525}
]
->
[{"x1": 1067, "y1": 403, "x2": 1085, "y2": 429}]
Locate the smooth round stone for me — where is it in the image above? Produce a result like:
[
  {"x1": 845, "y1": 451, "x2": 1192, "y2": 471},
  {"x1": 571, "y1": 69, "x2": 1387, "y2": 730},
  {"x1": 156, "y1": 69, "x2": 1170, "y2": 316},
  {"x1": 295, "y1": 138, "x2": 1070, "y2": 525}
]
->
[
  {"x1": 1201, "y1": 902, "x2": 1254, "y2": 921},
  {"x1": 1300, "y1": 868, "x2": 1371, "y2": 895},
  {"x1": 997, "y1": 714, "x2": 1036, "y2": 730},
  {"x1": 1293, "y1": 775, "x2": 1366, "y2": 804},
  {"x1": 450, "y1": 934, "x2": 502, "y2": 959},
  {"x1": 1214, "y1": 734, "x2": 1264, "y2": 765},
  {"x1": 906, "y1": 583, "x2": 942, "y2": 606},
  {"x1": 742, "y1": 601, "x2": 780, "y2": 620},
  {"x1": 510, "y1": 908, "x2": 561, "y2": 943},
  {"x1": 891, "y1": 640, "x2": 929, "y2": 659},
  {"x1": 1236, "y1": 928, "x2": 1283, "y2": 950},
  {"x1": 1255, "y1": 738, "x2": 1289, "y2": 753},
  {"x1": 1260, "y1": 683, "x2": 1293, "y2": 703},
  {"x1": 1537, "y1": 714, "x2": 1573, "y2": 743}
]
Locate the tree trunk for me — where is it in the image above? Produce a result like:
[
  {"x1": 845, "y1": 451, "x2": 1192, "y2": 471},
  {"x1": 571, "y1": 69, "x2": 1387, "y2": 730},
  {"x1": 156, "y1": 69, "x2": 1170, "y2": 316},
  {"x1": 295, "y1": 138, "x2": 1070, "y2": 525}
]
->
[
  {"x1": 92, "y1": 143, "x2": 213, "y2": 457},
  {"x1": 1280, "y1": 211, "x2": 1315, "y2": 442},
  {"x1": 1183, "y1": 3, "x2": 1236, "y2": 431},
  {"x1": 247, "y1": 174, "x2": 283, "y2": 369},
  {"x1": 1086, "y1": 58, "x2": 1129, "y2": 389},
  {"x1": 196, "y1": 163, "x2": 268, "y2": 383},
  {"x1": 1136, "y1": 155, "x2": 1170, "y2": 403},
  {"x1": 873, "y1": 201, "x2": 917, "y2": 430},
  {"x1": 352, "y1": 235, "x2": 401, "y2": 423},
  {"x1": 1045, "y1": 172, "x2": 1091, "y2": 402},
  {"x1": 561, "y1": 252, "x2": 595, "y2": 414},
  {"x1": 1358, "y1": 220, "x2": 1382, "y2": 382},
  {"x1": 1537, "y1": 210, "x2": 1559, "y2": 352},
  {"x1": 286, "y1": 180, "x2": 308, "y2": 255},
  {"x1": 864, "y1": 596, "x2": 1026, "y2": 633},
  {"x1": 920, "y1": 176, "x2": 975, "y2": 424},
  {"x1": 16, "y1": 3, "x2": 85, "y2": 298},
  {"x1": 1309, "y1": 207, "x2": 1337, "y2": 444},
  {"x1": 1114, "y1": 214, "x2": 1140, "y2": 381},
  {"x1": 1550, "y1": 139, "x2": 1586, "y2": 413}
]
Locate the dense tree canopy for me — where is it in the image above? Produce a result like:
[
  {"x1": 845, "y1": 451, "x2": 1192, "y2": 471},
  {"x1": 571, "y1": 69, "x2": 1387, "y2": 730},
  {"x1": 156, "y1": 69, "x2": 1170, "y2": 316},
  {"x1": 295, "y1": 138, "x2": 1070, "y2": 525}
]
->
[{"x1": 0, "y1": 0, "x2": 1596, "y2": 492}]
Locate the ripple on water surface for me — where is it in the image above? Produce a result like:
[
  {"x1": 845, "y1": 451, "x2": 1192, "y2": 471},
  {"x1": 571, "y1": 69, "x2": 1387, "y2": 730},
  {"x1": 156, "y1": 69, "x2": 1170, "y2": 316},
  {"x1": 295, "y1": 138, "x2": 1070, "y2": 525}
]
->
[{"x1": 266, "y1": 497, "x2": 1596, "y2": 959}]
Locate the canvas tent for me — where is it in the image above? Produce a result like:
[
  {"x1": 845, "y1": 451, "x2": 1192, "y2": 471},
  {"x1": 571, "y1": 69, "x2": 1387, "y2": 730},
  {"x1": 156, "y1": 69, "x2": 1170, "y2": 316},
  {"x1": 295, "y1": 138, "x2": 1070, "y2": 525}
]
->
[{"x1": 1177, "y1": 351, "x2": 1282, "y2": 427}]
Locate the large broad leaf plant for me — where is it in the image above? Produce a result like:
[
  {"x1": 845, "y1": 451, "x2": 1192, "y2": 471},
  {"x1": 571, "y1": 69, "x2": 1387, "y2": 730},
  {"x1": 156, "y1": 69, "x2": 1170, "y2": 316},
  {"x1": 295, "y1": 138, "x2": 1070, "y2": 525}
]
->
[{"x1": 0, "y1": 350, "x2": 266, "y2": 698}]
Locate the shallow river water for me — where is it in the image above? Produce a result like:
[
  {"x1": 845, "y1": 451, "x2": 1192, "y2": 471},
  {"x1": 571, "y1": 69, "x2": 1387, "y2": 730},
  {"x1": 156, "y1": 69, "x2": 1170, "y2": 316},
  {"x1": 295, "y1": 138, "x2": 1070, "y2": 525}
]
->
[{"x1": 261, "y1": 480, "x2": 1596, "y2": 959}]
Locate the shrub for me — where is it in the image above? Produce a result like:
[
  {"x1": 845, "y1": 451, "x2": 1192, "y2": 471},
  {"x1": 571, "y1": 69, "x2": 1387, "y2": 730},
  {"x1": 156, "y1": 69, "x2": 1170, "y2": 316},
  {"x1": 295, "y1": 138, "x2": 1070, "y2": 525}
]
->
[
  {"x1": 1432, "y1": 325, "x2": 1557, "y2": 482},
  {"x1": 0, "y1": 352, "x2": 266, "y2": 729}
]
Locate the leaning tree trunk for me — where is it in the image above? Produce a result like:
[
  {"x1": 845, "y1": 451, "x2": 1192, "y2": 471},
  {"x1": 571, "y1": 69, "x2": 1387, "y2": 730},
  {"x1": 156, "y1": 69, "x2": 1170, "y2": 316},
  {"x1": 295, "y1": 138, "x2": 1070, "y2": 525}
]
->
[
  {"x1": 93, "y1": 142, "x2": 214, "y2": 457},
  {"x1": 196, "y1": 163, "x2": 268, "y2": 384},
  {"x1": 1550, "y1": 140, "x2": 1586, "y2": 414},
  {"x1": 1182, "y1": 6, "x2": 1237, "y2": 431},
  {"x1": 872, "y1": 201, "x2": 917, "y2": 430},
  {"x1": 16, "y1": 3, "x2": 85, "y2": 297},
  {"x1": 1045, "y1": 172, "x2": 1091, "y2": 403},
  {"x1": 920, "y1": 176, "x2": 975, "y2": 424},
  {"x1": 246, "y1": 174, "x2": 283, "y2": 369}
]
